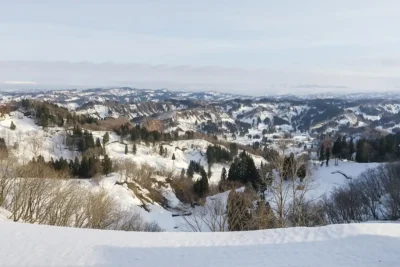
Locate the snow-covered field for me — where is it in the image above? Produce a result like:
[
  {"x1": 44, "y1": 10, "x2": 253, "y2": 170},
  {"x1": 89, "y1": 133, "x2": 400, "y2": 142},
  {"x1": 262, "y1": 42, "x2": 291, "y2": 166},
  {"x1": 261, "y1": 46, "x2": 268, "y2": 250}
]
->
[
  {"x1": 307, "y1": 160, "x2": 379, "y2": 200},
  {"x1": 0, "y1": 221, "x2": 399, "y2": 266}
]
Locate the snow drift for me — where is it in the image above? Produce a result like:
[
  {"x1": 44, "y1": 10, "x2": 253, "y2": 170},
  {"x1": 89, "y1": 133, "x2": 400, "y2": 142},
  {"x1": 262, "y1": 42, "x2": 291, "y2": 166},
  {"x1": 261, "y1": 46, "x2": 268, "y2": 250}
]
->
[{"x1": 0, "y1": 221, "x2": 399, "y2": 266}]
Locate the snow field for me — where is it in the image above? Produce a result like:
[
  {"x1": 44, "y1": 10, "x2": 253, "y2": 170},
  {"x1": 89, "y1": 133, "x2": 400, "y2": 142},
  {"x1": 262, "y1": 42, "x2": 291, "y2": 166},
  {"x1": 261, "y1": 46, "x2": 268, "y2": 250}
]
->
[{"x1": 0, "y1": 221, "x2": 399, "y2": 266}]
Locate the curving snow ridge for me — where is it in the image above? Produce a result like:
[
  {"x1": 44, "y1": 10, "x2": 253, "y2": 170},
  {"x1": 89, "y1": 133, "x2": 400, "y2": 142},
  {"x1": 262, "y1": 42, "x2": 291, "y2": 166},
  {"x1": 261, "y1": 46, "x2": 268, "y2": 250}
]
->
[{"x1": 0, "y1": 221, "x2": 399, "y2": 266}]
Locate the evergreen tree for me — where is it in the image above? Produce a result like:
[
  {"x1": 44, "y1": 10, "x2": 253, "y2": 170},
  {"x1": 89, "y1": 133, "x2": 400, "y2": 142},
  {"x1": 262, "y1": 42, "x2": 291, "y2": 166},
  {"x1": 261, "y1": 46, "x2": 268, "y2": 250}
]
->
[
  {"x1": 221, "y1": 167, "x2": 227, "y2": 181},
  {"x1": 125, "y1": 144, "x2": 128, "y2": 154},
  {"x1": 88, "y1": 156, "x2": 95, "y2": 177},
  {"x1": 319, "y1": 144, "x2": 325, "y2": 162},
  {"x1": 95, "y1": 137, "x2": 102, "y2": 148},
  {"x1": 180, "y1": 168, "x2": 185, "y2": 178},
  {"x1": 79, "y1": 156, "x2": 90, "y2": 178},
  {"x1": 257, "y1": 116, "x2": 261, "y2": 126},
  {"x1": 85, "y1": 132, "x2": 95, "y2": 148},
  {"x1": 102, "y1": 154, "x2": 113, "y2": 176},
  {"x1": 355, "y1": 139, "x2": 372, "y2": 163},
  {"x1": 332, "y1": 137, "x2": 342, "y2": 158},
  {"x1": 159, "y1": 145, "x2": 164, "y2": 156},
  {"x1": 187, "y1": 163, "x2": 195, "y2": 178},
  {"x1": 40, "y1": 115, "x2": 48, "y2": 128},
  {"x1": 10, "y1": 121, "x2": 16, "y2": 130},
  {"x1": 349, "y1": 138, "x2": 355, "y2": 159},
  {"x1": 332, "y1": 136, "x2": 342, "y2": 165},
  {"x1": 78, "y1": 138, "x2": 87, "y2": 152},
  {"x1": 193, "y1": 169, "x2": 209, "y2": 197},
  {"x1": 172, "y1": 153, "x2": 176, "y2": 160},
  {"x1": 218, "y1": 167, "x2": 227, "y2": 192},
  {"x1": 103, "y1": 132, "x2": 110, "y2": 145},
  {"x1": 228, "y1": 151, "x2": 261, "y2": 190},
  {"x1": 132, "y1": 143, "x2": 137, "y2": 154},
  {"x1": 325, "y1": 148, "x2": 331, "y2": 166},
  {"x1": 341, "y1": 135, "x2": 349, "y2": 159},
  {"x1": 72, "y1": 157, "x2": 80, "y2": 177}
]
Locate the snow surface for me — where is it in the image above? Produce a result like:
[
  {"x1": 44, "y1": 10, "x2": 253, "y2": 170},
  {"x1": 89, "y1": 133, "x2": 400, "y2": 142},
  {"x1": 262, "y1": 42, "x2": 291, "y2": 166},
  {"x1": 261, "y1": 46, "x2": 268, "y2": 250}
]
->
[
  {"x1": 307, "y1": 161, "x2": 380, "y2": 200},
  {"x1": 0, "y1": 221, "x2": 399, "y2": 266}
]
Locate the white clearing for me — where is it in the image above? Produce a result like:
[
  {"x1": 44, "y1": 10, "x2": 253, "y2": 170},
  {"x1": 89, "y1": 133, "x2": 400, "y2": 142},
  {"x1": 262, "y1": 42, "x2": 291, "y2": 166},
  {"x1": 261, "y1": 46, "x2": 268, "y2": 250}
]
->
[{"x1": 0, "y1": 221, "x2": 399, "y2": 267}]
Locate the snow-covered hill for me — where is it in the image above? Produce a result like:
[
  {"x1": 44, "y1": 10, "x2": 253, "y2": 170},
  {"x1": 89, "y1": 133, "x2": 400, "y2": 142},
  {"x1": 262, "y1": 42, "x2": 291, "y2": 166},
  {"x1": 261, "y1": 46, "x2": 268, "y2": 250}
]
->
[
  {"x1": 0, "y1": 221, "x2": 399, "y2": 266},
  {"x1": 0, "y1": 110, "x2": 384, "y2": 230},
  {"x1": 2, "y1": 87, "x2": 400, "y2": 136}
]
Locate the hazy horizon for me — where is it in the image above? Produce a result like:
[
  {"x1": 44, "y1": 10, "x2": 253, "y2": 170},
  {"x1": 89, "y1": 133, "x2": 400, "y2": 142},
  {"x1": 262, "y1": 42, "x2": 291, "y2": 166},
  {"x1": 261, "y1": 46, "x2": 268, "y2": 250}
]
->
[{"x1": 1, "y1": 1, "x2": 400, "y2": 95}]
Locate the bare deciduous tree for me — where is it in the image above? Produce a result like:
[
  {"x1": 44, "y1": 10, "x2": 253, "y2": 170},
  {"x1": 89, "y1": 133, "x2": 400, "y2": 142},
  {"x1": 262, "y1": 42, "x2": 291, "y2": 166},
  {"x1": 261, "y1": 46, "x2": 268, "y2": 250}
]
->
[{"x1": 182, "y1": 197, "x2": 228, "y2": 232}]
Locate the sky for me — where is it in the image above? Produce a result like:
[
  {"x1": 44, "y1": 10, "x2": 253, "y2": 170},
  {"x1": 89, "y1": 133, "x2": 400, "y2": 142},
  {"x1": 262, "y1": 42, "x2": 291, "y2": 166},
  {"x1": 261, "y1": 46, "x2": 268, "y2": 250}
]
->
[{"x1": 1, "y1": 0, "x2": 400, "y2": 95}]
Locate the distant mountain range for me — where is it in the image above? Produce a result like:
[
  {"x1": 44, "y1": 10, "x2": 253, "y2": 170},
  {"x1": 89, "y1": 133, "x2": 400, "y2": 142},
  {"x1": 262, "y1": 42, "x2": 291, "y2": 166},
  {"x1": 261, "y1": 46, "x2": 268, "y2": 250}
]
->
[
  {"x1": 1, "y1": 87, "x2": 400, "y2": 136},
  {"x1": 269, "y1": 92, "x2": 400, "y2": 101},
  {"x1": 1, "y1": 87, "x2": 399, "y2": 101}
]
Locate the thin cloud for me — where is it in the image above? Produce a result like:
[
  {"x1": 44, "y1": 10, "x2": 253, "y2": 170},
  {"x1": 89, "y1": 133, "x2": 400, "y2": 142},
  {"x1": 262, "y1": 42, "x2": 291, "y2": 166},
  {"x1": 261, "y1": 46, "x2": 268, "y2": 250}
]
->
[
  {"x1": 4, "y1": 81, "x2": 36, "y2": 85},
  {"x1": 0, "y1": 61, "x2": 398, "y2": 96},
  {"x1": 293, "y1": 84, "x2": 348, "y2": 89}
]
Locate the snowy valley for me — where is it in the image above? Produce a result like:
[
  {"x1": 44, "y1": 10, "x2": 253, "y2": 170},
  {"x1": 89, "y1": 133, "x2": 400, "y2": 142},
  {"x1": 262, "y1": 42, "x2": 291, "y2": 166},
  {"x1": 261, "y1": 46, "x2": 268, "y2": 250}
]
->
[{"x1": 0, "y1": 89, "x2": 399, "y2": 266}]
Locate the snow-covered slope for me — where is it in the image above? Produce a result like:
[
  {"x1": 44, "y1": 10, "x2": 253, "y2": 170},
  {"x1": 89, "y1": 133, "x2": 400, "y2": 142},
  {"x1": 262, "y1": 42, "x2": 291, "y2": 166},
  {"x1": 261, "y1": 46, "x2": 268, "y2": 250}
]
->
[
  {"x1": 307, "y1": 161, "x2": 380, "y2": 200},
  {"x1": 0, "y1": 221, "x2": 399, "y2": 266}
]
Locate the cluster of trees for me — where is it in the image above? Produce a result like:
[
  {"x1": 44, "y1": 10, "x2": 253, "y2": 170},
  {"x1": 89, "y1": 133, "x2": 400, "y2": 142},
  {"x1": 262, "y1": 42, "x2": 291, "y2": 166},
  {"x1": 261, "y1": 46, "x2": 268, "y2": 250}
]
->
[
  {"x1": 200, "y1": 122, "x2": 224, "y2": 135},
  {"x1": 20, "y1": 99, "x2": 98, "y2": 128},
  {"x1": 193, "y1": 170, "x2": 209, "y2": 198},
  {"x1": 272, "y1": 116, "x2": 290, "y2": 126},
  {"x1": 66, "y1": 125, "x2": 103, "y2": 152},
  {"x1": 185, "y1": 161, "x2": 209, "y2": 197},
  {"x1": 185, "y1": 160, "x2": 209, "y2": 198},
  {"x1": 331, "y1": 136, "x2": 355, "y2": 164},
  {"x1": 206, "y1": 145, "x2": 233, "y2": 167},
  {"x1": 186, "y1": 160, "x2": 204, "y2": 178},
  {"x1": 37, "y1": 154, "x2": 113, "y2": 179},
  {"x1": 319, "y1": 143, "x2": 331, "y2": 166},
  {"x1": 158, "y1": 145, "x2": 169, "y2": 157},
  {"x1": 116, "y1": 123, "x2": 196, "y2": 145},
  {"x1": 223, "y1": 120, "x2": 252, "y2": 136},
  {"x1": 116, "y1": 123, "x2": 160, "y2": 143},
  {"x1": 251, "y1": 117, "x2": 262, "y2": 127},
  {"x1": 227, "y1": 151, "x2": 261, "y2": 190},
  {"x1": 281, "y1": 153, "x2": 307, "y2": 181},
  {"x1": 319, "y1": 133, "x2": 400, "y2": 164},
  {"x1": 355, "y1": 133, "x2": 400, "y2": 163}
]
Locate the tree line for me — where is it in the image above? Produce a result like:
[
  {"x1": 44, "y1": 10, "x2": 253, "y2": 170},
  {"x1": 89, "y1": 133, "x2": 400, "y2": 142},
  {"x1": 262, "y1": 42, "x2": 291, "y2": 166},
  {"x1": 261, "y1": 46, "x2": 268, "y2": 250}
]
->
[
  {"x1": 319, "y1": 133, "x2": 400, "y2": 164},
  {"x1": 20, "y1": 99, "x2": 98, "y2": 128},
  {"x1": 34, "y1": 154, "x2": 113, "y2": 179},
  {"x1": 115, "y1": 123, "x2": 197, "y2": 145},
  {"x1": 355, "y1": 133, "x2": 400, "y2": 163}
]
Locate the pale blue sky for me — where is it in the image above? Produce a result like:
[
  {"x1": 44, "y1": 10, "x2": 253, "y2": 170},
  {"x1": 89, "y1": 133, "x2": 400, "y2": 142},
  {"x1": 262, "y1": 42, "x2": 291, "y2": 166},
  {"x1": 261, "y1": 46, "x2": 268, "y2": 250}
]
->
[{"x1": 1, "y1": 0, "x2": 400, "y2": 95}]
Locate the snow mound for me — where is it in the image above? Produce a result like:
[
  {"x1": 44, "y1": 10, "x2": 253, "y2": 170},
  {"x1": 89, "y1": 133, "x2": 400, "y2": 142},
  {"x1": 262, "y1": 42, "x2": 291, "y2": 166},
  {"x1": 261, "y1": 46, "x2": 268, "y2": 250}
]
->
[{"x1": 0, "y1": 221, "x2": 399, "y2": 266}]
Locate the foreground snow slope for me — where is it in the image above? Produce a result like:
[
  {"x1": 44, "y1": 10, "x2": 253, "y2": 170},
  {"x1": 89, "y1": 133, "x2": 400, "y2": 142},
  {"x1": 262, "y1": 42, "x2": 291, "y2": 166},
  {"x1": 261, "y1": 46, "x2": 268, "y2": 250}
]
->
[{"x1": 1, "y1": 222, "x2": 399, "y2": 267}]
